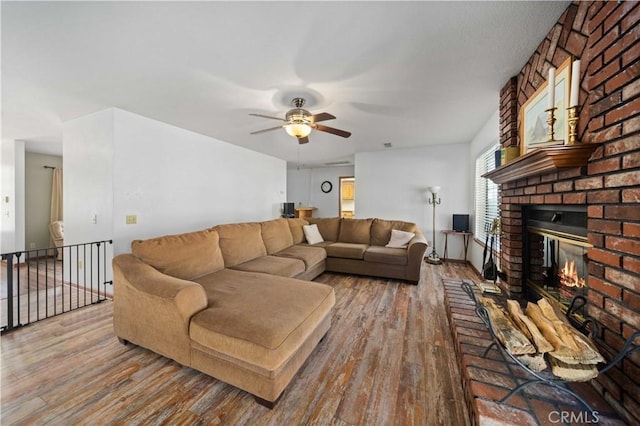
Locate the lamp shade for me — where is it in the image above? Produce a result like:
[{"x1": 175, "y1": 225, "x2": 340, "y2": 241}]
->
[
  {"x1": 429, "y1": 186, "x2": 441, "y2": 195},
  {"x1": 285, "y1": 123, "x2": 312, "y2": 138}
]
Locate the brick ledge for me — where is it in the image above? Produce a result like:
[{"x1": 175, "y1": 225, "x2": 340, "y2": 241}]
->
[{"x1": 441, "y1": 278, "x2": 626, "y2": 425}]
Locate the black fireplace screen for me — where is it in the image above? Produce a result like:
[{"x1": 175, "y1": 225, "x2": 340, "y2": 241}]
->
[
  {"x1": 527, "y1": 228, "x2": 590, "y2": 307},
  {"x1": 524, "y1": 205, "x2": 590, "y2": 311}
]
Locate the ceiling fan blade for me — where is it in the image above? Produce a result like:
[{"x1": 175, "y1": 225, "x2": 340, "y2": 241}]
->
[
  {"x1": 250, "y1": 125, "x2": 283, "y2": 135},
  {"x1": 310, "y1": 112, "x2": 335, "y2": 123},
  {"x1": 315, "y1": 124, "x2": 351, "y2": 138},
  {"x1": 249, "y1": 113, "x2": 286, "y2": 122},
  {"x1": 297, "y1": 136, "x2": 309, "y2": 144}
]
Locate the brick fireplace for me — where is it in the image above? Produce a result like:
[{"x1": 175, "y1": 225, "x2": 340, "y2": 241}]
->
[{"x1": 488, "y1": 2, "x2": 639, "y2": 423}]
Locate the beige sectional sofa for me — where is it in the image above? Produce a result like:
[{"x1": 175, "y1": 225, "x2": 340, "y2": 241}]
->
[{"x1": 112, "y1": 217, "x2": 427, "y2": 407}]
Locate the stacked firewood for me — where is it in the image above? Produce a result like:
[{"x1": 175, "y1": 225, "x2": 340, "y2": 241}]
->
[{"x1": 478, "y1": 296, "x2": 605, "y2": 381}]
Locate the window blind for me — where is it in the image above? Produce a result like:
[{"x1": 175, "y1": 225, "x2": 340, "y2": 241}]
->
[{"x1": 474, "y1": 144, "x2": 500, "y2": 248}]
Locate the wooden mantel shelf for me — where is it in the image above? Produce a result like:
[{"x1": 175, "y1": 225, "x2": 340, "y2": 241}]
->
[{"x1": 482, "y1": 144, "x2": 601, "y2": 185}]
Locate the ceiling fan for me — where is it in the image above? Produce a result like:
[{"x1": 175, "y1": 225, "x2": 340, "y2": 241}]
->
[{"x1": 249, "y1": 98, "x2": 351, "y2": 144}]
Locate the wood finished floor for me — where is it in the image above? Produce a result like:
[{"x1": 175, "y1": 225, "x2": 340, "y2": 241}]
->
[{"x1": 1, "y1": 261, "x2": 475, "y2": 425}]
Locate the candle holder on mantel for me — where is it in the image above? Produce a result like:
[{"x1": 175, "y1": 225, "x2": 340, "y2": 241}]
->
[
  {"x1": 567, "y1": 105, "x2": 579, "y2": 144},
  {"x1": 545, "y1": 107, "x2": 562, "y2": 143}
]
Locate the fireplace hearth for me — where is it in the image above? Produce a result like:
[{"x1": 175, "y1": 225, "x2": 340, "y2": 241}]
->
[{"x1": 523, "y1": 205, "x2": 590, "y2": 315}]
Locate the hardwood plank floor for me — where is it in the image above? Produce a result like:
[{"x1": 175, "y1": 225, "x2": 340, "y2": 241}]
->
[{"x1": 1, "y1": 261, "x2": 476, "y2": 425}]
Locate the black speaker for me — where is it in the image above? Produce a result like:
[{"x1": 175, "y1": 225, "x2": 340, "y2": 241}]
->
[
  {"x1": 282, "y1": 202, "x2": 295, "y2": 218},
  {"x1": 452, "y1": 214, "x2": 469, "y2": 232}
]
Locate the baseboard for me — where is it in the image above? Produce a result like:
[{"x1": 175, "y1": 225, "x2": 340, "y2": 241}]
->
[{"x1": 442, "y1": 258, "x2": 467, "y2": 264}]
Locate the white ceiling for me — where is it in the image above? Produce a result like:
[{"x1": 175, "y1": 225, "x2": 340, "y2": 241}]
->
[{"x1": 2, "y1": 1, "x2": 569, "y2": 167}]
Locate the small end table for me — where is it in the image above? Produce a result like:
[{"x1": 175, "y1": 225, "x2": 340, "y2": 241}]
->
[
  {"x1": 442, "y1": 230, "x2": 473, "y2": 262},
  {"x1": 295, "y1": 207, "x2": 317, "y2": 219}
]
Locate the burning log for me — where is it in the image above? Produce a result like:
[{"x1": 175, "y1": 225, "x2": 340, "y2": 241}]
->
[{"x1": 558, "y1": 259, "x2": 586, "y2": 288}]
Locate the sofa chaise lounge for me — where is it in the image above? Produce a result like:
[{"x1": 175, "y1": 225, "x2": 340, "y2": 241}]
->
[{"x1": 113, "y1": 217, "x2": 427, "y2": 407}]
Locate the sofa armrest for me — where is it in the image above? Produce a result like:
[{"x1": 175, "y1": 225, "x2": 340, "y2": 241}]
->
[
  {"x1": 112, "y1": 254, "x2": 208, "y2": 365},
  {"x1": 406, "y1": 232, "x2": 428, "y2": 283}
]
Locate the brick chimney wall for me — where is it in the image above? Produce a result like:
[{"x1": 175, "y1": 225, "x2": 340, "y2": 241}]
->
[{"x1": 497, "y1": 2, "x2": 639, "y2": 422}]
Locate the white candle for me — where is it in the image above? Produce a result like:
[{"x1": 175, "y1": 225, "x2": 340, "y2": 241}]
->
[
  {"x1": 570, "y1": 59, "x2": 581, "y2": 107},
  {"x1": 548, "y1": 67, "x2": 556, "y2": 110}
]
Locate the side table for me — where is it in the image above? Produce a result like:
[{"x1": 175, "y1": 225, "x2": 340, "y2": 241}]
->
[{"x1": 442, "y1": 230, "x2": 472, "y2": 262}]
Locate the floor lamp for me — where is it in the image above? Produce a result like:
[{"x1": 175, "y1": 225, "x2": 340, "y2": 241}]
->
[{"x1": 426, "y1": 186, "x2": 442, "y2": 265}]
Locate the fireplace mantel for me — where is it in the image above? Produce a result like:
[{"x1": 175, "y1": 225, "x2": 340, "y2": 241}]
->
[{"x1": 483, "y1": 144, "x2": 601, "y2": 185}]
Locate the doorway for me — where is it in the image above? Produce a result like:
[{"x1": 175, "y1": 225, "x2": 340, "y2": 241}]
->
[{"x1": 339, "y1": 176, "x2": 355, "y2": 218}]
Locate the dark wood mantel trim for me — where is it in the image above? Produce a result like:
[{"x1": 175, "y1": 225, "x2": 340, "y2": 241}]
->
[{"x1": 482, "y1": 144, "x2": 601, "y2": 185}]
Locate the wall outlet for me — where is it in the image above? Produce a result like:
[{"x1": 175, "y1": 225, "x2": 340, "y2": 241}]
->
[
  {"x1": 126, "y1": 215, "x2": 137, "y2": 225},
  {"x1": 29, "y1": 242, "x2": 36, "y2": 249},
  {"x1": 78, "y1": 260, "x2": 84, "y2": 269}
]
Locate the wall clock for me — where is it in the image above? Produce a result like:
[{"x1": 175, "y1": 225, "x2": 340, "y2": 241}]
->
[{"x1": 321, "y1": 181, "x2": 333, "y2": 193}]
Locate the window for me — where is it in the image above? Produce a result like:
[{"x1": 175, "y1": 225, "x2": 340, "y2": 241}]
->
[{"x1": 475, "y1": 144, "x2": 500, "y2": 248}]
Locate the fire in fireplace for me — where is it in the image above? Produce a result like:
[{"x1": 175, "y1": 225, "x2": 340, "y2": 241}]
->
[
  {"x1": 523, "y1": 205, "x2": 590, "y2": 313},
  {"x1": 560, "y1": 258, "x2": 586, "y2": 288}
]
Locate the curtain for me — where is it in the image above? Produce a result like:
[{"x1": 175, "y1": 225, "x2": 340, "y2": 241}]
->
[{"x1": 50, "y1": 167, "x2": 63, "y2": 247}]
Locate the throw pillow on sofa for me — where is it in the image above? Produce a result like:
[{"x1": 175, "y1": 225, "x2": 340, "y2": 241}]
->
[
  {"x1": 303, "y1": 224, "x2": 325, "y2": 245},
  {"x1": 385, "y1": 229, "x2": 415, "y2": 248}
]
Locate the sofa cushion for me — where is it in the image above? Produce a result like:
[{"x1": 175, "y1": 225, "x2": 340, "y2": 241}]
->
[
  {"x1": 338, "y1": 218, "x2": 373, "y2": 244},
  {"x1": 214, "y1": 222, "x2": 267, "y2": 268},
  {"x1": 191, "y1": 269, "x2": 335, "y2": 373},
  {"x1": 287, "y1": 218, "x2": 309, "y2": 244},
  {"x1": 371, "y1": 219, "x2": 418, "y2": 247},
  {"x1": 306, "y1": 217, "x2": 341, "y2": 242},
  {"x1": 325, "y1": 242, "x2": 369, "y2": 260},
  {"x1": 131, "y1": 229, "x2": 224, "y2": 280},
  {"x1": 274, "y1": 245, "x2": 327, "y2": 269},
  {"x1": 261, "y1": 218, "x2": 294, "y2": 254},
  {"x1": 363, "y1": 246, "x2": 409, "y2": 265},
  {"x1": 230, "y1": 255, "x2": 305, "y2": 278}
]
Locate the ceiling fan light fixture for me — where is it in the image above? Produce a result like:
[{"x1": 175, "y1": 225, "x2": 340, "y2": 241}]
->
[
  {"x1": 250, "y1": 97, "x2": 350, "y2": 142},
  {"x1": 285, "y1": 122, "x2": 312, "y2": 138}
]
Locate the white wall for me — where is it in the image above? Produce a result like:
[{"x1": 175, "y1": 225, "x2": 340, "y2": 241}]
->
[
  {"x1": 287, "y1": 165, "x2": 355, "y2": 217},
  {"x1": 112, "y1": 109, "x2": 286, "y2": 253},
  {"x1": 467, "y1": 110, "x2": 500, "y2": 273},
  {"x1": 63, "y1": 108, "x2": 287, "y2": 257},
  {"x1": 63, "y1": 109, "x2": 116, "y2": 291},
  {"x1": 64, "y1": 109, "x2": 115, "y2": 247},
  {"x1": 355, "y1": 144, "x2": 470, "y2": 259},
  {"x1": 25, "y1": 152, "x2": 63, "y2": 250},
  {"x1": 1, "y1": 139, "x2": 25, "y2": 254}
]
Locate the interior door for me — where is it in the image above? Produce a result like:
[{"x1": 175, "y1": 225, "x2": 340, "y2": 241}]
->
[{"x1": 339, "y1": 176, "x2": 355, "y2": 218}]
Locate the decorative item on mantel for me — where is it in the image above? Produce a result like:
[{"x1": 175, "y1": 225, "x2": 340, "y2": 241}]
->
[
  {"x1": 425, "y1": 186, "x2": 442, "y2": 265},
  {"x1": 522, "y1": 57, "x2": 572, "y2": 154},
  {"x1": 545, "y1": 65, "x2": 562, "y2": 144},
  {"x1": 567, "y1": 59, "x2": 581, "y2": 145}
]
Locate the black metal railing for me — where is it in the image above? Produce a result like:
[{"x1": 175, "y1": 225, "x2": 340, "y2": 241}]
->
[{"x1": 1, "y1": 240, "x2": 113, "y2": 333}]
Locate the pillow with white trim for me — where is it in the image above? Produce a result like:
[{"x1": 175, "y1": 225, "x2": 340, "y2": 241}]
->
[
  {"x1": 385, "y1": 229, "x2": 415, "y2": 248},
  {"x1": 303, "y1": 224, "x2": 325, "y2": 245}
]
